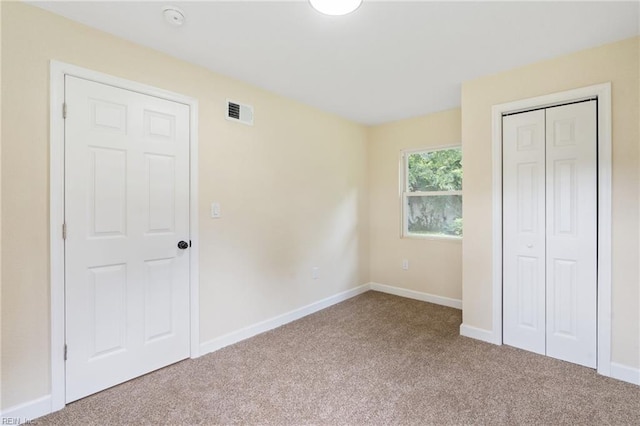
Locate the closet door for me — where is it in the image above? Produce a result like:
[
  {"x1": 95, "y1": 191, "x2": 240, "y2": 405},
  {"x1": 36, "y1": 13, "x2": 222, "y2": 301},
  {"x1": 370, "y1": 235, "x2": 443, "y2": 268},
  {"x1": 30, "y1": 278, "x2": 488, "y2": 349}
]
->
[
  {"x1": 545, "y1": 101, "x2": 597, "y2": 368},
  {"x1": 503, "y1": 110, "x2": 547, "y2": 355}
]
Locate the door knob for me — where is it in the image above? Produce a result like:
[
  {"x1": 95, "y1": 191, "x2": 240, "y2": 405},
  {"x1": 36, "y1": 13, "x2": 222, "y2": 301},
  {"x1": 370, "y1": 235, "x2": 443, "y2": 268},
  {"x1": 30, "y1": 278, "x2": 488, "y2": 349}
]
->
[{"x1": 177, "y1": 240, "x2": 189, "y2": 250}]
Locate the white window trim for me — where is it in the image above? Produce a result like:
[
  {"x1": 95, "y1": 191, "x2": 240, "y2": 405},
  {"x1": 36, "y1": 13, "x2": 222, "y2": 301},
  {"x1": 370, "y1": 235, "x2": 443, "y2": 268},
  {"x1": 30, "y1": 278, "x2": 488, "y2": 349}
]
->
[
  {"x1": 400, "y1": 144, "x2": 463, "y2": 240},
  {"x1": 407, "y1": 190, "x2": 462, "y2": 197}
]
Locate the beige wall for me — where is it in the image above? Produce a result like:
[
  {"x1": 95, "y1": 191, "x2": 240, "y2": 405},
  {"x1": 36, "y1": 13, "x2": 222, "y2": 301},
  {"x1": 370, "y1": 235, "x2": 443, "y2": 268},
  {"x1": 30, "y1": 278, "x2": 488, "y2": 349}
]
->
[
  {"x1": 0, "y1": 3, "x2": 369, "y2": 409},
  {"x1": 461, "y1": 37, "x2": 640, "y2": 368},
  {"x1": 2, "y1": 1, "x2": 639, "y2": 414},
  {"x1": 368, "y1": 110, "x2": 462, "y2": 300}
]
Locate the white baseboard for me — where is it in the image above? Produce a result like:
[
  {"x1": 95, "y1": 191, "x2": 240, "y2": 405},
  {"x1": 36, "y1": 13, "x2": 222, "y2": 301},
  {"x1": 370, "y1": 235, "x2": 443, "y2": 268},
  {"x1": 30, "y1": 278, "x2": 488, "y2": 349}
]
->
[
  {"x1": 369, "y1": 282, "x2": 462, "y2": 309},
  {"x1": 610, "y1": 362, "x2": 640, "y2": 386},
  {"x1": 1, "y1": 395, "x2": 52, "y2": 424},
  {"x1": 200, "y1": 282, "x2": 463, "y2": 356},
  {"x1": 199, "y1": 283, "x2": 370, "y2": 356},
  {"x1": 459, "y1": 323, "x2": 501, "y2": 345}
]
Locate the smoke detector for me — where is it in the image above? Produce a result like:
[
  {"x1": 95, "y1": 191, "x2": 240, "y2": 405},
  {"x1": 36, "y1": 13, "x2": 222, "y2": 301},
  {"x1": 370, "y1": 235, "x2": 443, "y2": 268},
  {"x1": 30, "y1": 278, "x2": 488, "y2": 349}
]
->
[{"x1": 163, "y1": 6, "x2": 185, "y2": 26}]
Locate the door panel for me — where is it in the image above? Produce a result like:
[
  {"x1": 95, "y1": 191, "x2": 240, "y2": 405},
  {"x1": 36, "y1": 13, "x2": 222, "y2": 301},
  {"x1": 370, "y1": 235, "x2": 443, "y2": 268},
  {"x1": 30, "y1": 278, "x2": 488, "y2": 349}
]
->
[
  {"x1": 146, "y1": 154, "x2": 176, "y2": 233},
  {"x1": 516, "y1": 256, "x2": 539, "y2": 328},
  {"x1": 144, "y1": 258, "x2": 175, "y2": 342},
  {"x1": 503, "y1": 110, "x2": 546, "y2": 355},
  {"x1": 545, "y1": 101, "x2": 597, "y2": 368},
  {"x1": 65, "y1": 76, "x2": 191, "y2": 402},
  {"x1": 88, "y1": 264, "x2": 127, "y2": 357},
  {"x1": 89, "y1": 147, "x2": 127, "y2": 236},
  {"x1": 551, "y1": 259, "x2": 577, "y2": 337}
]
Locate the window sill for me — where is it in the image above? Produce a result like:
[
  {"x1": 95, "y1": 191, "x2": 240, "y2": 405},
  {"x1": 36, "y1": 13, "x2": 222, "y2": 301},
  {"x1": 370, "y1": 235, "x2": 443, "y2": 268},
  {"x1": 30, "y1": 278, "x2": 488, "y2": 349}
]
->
[{"x1": 402, "y1": 233, "x2": 463, "y2": 243}]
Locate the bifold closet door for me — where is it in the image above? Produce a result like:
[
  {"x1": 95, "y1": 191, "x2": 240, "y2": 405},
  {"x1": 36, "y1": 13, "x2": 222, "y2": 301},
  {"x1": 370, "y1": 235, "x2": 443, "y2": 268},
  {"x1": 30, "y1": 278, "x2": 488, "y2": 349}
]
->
[
  {"x1": 503, "y1": 101, "x2": 597, "y2": 368},
  {"x1": 545, "y1": 101, "x2": 597, "y2": 368},
  {"x1": 503, "y1": 109, "x2": 547, "y2": 355}
]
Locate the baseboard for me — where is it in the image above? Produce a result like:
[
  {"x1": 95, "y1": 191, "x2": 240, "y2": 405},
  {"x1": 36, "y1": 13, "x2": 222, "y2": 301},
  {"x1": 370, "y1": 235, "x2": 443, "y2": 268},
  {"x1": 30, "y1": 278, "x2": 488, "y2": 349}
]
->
[
  {"x1": 610, "y1": 362, "x2": 640, "y2": 386},
  {"x1": 459, "y1": 323, "x2": 501, "y2": 345},
  {"x1": 199, "y1": 283, "x2": 370, "y2": 356},
  {"x1": 369, "y1": 282, "x2": 462, "y2": 309},
  {"x1": 1, "y1": 395, "x2": 52, "y2": 424}
]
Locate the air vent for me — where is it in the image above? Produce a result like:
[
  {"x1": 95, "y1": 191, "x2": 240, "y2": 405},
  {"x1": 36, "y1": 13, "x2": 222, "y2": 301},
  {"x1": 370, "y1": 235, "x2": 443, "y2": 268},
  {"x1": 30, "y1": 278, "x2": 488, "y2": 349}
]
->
[{"x1": 226, "y1": 100, "x2": 254, "y2": 126}]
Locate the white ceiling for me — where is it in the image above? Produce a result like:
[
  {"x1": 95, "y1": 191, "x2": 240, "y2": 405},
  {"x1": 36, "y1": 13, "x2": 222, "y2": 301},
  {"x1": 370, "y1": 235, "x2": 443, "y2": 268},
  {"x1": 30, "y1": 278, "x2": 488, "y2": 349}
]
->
[{"x1": 30, "y1": 1, "x2": 639, "y2": 125}]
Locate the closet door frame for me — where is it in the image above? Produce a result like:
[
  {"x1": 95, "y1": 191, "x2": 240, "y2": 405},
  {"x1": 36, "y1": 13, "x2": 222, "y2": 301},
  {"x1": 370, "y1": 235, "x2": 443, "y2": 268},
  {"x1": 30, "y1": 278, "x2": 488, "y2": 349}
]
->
[{"x1": 490, "y1": 83, "x2": 612, "y2": 377}]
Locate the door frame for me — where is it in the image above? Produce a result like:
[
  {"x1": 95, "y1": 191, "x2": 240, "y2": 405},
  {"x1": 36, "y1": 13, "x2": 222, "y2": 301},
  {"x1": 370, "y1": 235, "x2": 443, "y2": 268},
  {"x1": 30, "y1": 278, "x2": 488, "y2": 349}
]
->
[
  {"x1": 490, "y1": 83, "x2": 612, "y2": 377},
  {"x1": 49, "y1": 60, "x2": 200, "y2": 410}
]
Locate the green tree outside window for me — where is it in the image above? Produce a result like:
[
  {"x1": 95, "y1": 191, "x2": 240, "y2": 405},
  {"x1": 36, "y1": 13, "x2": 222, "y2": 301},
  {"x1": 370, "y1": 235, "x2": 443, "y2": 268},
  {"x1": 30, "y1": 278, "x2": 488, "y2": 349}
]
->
[{"x1": 405, "y1": 148, "x2": 462, "y2": 237}]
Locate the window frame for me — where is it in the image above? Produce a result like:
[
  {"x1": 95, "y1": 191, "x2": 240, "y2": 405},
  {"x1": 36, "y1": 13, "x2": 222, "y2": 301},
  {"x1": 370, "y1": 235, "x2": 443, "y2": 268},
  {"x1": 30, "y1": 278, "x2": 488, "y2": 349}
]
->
[{"x1": 400, "y1": 144, "x2": 463, "y2": 241}]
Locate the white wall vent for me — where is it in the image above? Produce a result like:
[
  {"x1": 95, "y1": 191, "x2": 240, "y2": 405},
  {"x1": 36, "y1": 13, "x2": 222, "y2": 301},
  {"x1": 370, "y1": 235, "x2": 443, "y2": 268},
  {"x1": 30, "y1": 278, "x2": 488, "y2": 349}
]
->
[{"x1": 226, "y1": 100, "x2": 254, "y2": 126}]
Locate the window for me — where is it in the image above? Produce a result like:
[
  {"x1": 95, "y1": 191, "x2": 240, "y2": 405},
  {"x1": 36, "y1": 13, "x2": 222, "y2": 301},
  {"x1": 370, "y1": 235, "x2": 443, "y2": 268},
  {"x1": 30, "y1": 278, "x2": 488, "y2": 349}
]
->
[{"x1": 401, "y1": 146, "x2": 462, "y2": 238}]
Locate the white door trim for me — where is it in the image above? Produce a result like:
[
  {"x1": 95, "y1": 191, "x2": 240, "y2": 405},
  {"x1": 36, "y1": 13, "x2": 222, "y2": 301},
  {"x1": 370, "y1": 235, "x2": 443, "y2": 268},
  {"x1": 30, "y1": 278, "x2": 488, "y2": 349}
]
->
[
  {"x1": 49, "y1": 60, "x2": 200, "y2": 411},
  {"x1": 490, "y1": 83, "x2": 612, "y2": 376}
]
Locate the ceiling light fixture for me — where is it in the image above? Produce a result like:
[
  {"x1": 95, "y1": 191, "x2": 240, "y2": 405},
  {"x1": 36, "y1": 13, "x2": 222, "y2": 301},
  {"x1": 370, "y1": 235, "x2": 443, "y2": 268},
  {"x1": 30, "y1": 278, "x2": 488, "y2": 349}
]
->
[
  {"x1": 163, "y1": 6, "x2": 185, "y2": 26},
  {"x1": 309, "y1": 0, "x2": 362, "y2": 16}
]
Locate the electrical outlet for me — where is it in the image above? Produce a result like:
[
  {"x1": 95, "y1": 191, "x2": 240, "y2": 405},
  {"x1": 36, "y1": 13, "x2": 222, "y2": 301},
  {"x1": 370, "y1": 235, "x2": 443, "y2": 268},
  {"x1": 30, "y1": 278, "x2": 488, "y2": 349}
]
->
[
  {"x1": 402, "y1": 259, "x2": 409, "y2": 270},
  {"x1": 312, "y1": 267, "x2": 319, "y2": 280}
]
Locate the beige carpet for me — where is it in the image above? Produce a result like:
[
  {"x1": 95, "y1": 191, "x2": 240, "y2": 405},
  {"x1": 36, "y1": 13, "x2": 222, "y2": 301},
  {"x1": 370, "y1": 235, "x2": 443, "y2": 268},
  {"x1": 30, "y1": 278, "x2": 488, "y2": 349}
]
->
[{"x1": 39, "y1": 291, "x2": 639, "y2": 425}]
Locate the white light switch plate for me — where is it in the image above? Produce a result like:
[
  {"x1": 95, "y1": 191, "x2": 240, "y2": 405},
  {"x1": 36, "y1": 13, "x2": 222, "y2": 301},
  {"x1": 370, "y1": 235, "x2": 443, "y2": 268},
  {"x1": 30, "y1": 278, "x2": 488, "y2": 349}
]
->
[{"x1": 211, "y1": 202, "x2": 221, "y2": 218}]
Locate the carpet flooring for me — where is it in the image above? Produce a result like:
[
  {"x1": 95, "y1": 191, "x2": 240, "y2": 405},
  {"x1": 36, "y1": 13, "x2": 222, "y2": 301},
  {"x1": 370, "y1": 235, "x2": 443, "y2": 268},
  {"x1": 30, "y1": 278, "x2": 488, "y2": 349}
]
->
[{"x1": 38, "y1": 291, "x2": 639, "y2": 425}]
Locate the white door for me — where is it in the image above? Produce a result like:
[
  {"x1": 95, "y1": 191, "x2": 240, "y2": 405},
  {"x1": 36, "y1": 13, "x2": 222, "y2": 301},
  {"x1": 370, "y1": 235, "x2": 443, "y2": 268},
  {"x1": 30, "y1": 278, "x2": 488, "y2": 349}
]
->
[
  {"x1": 65, "y1": 76, "x2": 191, "y2": 402},
  {"x1": 545, "y1": 101, "x2": 597, "y2": 367},
  {"x1": 502, "y1": 109, "x2": 547, "y2": 355},
  {"x1": 503, "y1": 100, "x2": 597, "y2": 368}
]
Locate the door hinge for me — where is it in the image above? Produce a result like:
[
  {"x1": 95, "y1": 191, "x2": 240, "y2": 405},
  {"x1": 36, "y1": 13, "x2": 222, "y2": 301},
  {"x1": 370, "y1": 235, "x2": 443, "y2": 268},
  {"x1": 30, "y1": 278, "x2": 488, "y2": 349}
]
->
[
  {"x1": 63, "y1": 103, "x2": 67, "y2": 119},
  {"x1": 64, "y1": 344, "x2": 68, "y2": 361},
  {"x1": 62, "y1": 223, "x2": 67, "y2": 240}
]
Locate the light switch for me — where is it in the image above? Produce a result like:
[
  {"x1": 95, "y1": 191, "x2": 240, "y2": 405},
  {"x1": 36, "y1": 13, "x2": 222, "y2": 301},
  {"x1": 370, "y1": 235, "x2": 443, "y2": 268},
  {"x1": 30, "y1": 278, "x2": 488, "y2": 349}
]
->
[{"x1": 211, "y1": 202, "x2": 221, "y2": 218}]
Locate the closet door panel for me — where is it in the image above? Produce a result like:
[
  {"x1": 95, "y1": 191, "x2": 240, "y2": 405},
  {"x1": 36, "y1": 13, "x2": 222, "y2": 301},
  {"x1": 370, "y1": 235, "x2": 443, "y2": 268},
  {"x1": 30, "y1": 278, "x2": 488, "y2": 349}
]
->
[
  {"x1": 503, "y1": 110, "x2": 546, "y2": 355},
  {"x1": 545, "y1": 101, "x2": 597, "y2": 368}
]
